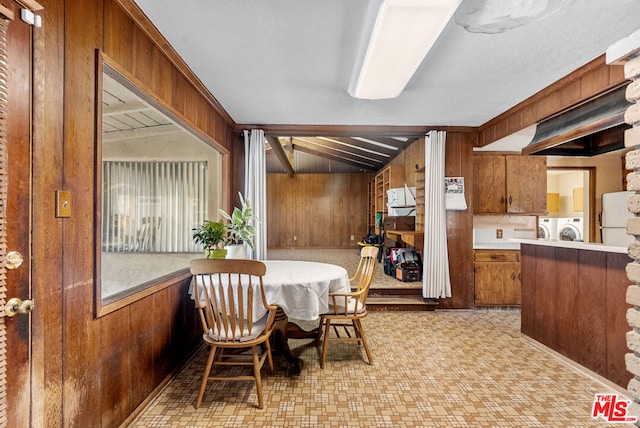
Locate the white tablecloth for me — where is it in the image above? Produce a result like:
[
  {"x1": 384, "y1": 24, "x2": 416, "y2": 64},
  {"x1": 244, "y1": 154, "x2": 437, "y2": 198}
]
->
[
  {"x1": 190, "y1": 260, "x2": 350, "y2": 321},
  {"x1": 261, "y1": 260, "x2": 350, "y2": 320}
]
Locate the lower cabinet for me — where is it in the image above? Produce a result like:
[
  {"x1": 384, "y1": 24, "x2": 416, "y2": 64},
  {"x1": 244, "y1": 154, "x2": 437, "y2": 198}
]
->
[{"x1": 474, "y1": 250, "x2": 521, "y2": 306}]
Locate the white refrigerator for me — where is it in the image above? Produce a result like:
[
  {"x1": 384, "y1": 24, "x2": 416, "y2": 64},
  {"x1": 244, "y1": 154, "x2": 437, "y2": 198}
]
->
[{"x1": 601, "y1": 191, "x2": 634, "y2": 246}]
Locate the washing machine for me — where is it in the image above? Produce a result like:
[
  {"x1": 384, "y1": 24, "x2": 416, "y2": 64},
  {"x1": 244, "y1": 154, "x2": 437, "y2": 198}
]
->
[
  {"x1": 538, "y1": 217, "x2": 558, "y2": 240},
  {"x1": 557, "y1": 217, "x2": 583, "y2": 241}
]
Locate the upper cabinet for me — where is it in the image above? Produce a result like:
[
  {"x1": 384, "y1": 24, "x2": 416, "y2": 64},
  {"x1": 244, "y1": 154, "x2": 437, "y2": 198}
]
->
[{"x1": 473, "y1": 154, "x2": 547, "y2": 214}]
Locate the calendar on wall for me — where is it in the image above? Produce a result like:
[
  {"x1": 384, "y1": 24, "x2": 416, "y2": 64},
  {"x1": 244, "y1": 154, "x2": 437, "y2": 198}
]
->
[{"x1": 445, "y1": 177, "x2": 467, "y2": 211}]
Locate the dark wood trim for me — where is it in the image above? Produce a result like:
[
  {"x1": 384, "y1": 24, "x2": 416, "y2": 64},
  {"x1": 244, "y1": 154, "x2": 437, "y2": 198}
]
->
[
  {"x1": 246, "y1": 124, "x2": 478, "y2": 137},
  {"x1": 16, "y1": 0, "x2": 43, "y2": 11},
  {"x1": 101, "y1": 54, "x2": 230, "y2": 156},
  {"x1": 97, "y1": 271, "x2": 192, "y2": 317}
]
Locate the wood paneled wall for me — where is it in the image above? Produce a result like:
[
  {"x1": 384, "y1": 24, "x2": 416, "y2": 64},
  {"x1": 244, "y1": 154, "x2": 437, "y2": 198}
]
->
[
  {"x1": 520, "y1": 245, "x2": 632, "y2": 387},
  {"x1": 478, "y1": 55, "x2": 627, "y2": 147},
  {"x1": 32, "y1": 0, "x2": 237, "y2": 426},
  {"x1": 267, "y1": 173, "x2": 373, "y2": 248},
  {"x1": 388, "y1": 132, "x2": 476, "y2": 309}
]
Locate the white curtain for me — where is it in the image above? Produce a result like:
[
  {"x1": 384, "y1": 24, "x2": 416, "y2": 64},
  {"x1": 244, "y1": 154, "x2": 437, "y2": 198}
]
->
[
  {"x1": 422, "y1": 131, "x2": 452, "y2": 299},
  {"x1": 244, "y1": 129, "x2": 267, "y2": 260}
]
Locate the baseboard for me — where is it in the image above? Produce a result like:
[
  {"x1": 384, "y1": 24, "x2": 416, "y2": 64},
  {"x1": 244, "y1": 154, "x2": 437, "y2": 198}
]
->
[
  {"x1": 521, "y1": 334, "x2": 630, "y2": 398},
  {"x1": 120, "y1": 344, "x2": 204, "y2": 427}
]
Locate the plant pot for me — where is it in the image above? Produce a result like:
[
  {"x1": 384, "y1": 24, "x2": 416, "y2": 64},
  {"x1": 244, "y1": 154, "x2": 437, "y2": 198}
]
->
[
  {"x1": 225, "y1": 244, "x2": 248, "y2": 259},
  {"x1": 206, "y1": 248, "x2": 228, "y2": 259}
]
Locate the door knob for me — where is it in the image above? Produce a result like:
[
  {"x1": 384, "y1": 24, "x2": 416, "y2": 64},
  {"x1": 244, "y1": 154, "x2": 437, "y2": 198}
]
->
[
  {"x1": 6, "y1": 251, "x2": 23, "y2": 269},
  {"x1": 5, "y1": 297, "x2": 34, "y2": 317}
]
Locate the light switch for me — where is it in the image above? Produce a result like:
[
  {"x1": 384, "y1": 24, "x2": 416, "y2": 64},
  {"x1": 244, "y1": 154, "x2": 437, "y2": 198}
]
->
[{"x1": 56, "y1": 191, "x2": 71, "y2": 218}]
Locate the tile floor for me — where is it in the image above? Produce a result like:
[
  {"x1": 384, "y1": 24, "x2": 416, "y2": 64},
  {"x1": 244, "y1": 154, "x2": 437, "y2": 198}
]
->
[{"x1": 131, "y1": 309, "x2": 623, "y2": 427}]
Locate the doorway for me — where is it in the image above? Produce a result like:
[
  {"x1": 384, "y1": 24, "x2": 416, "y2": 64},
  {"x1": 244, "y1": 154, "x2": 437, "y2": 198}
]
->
[{"x1": 546, "y1": 168, "x2": 596, "y2": 242}]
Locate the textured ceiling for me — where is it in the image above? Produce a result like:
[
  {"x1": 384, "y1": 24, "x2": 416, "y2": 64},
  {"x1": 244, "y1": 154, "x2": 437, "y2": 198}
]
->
[{"x1": 133, "y1": 0, "x2": 640, "y2": 128}]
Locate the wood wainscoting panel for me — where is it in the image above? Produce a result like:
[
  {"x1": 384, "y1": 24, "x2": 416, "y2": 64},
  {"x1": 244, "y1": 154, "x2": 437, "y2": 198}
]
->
[
  {"x1": 554, "y1": 248, "x2": 578, "y2": 360},
  {"x1": 533, "y1": 245, "x2": 557, "y2": 349},
  {"x1": 521, "y1": 244, "x2": 632, "y2": 388},
  {"x1": 575, "y1": 250, "x2": 608, "y2": 377},
  {"x1": 520, "y1": 244, "x2": 537, "y2": 337}
]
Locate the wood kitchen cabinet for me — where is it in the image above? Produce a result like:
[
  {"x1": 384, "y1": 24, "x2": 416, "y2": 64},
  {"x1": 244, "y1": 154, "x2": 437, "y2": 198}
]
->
[
  {"x1": 474, "y1": 250, "x2": 521, "y2": 306},
  {"x1": 473, "y1": 154, "x2": 547, "y2": 214}
]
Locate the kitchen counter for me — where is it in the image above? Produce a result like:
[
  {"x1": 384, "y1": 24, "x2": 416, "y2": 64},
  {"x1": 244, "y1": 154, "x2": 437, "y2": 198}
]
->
[{"x1": 510, "y1": 238, "x2": 628, "y2": 254}]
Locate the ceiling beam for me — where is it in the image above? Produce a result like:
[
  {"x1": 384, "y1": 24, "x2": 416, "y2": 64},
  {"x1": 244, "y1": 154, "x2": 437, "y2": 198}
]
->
[
  {"x1": 354, "y1": 136, "x2": 411, "y2": 150},
  {"x1": 291, "y1": 139, "x2": 379, "y2": 171},
  {"x1": 265, "y1": 136, "x2": 294, "y2": 176},
  {"x1": 293, "y1": 145, "x2": 377, "y2": 171},
  {"x1": 313, "y1": 136, "x2": 398, "y2": 157},
  {"x1": 292, "y1": 137, "x2": 389, "y2": 164}
]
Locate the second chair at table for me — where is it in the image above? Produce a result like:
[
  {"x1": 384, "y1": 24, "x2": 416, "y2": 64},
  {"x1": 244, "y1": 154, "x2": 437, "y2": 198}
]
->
[{"x1": 317, "y1": 245, "x2": 377, "y2": 368}]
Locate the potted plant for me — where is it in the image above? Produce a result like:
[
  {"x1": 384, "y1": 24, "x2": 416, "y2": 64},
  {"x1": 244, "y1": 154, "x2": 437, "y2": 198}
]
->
[
  {"x1": 219, "y1": 192, "x2": 256, "y2": 259},
  {"x1": 192, "y1": 219, "x2": 227, "y2": 259}
]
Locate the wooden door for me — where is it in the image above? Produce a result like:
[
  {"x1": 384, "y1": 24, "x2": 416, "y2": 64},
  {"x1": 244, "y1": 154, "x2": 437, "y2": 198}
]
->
[
  {"x1": 1, "y1": 2, "x2": 34, "y2": 426},
  {"x1": 473, "y1": 155, "x2": 506, "y2": 213},
  {"x1": 505, "y1": 155, "x2": 547, "y2": 214}
]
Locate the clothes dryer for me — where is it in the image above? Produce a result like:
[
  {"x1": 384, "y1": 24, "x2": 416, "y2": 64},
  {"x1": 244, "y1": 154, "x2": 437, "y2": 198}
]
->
[{"x1": 557, "y1": 217, "x2": 583, "y2": 241}]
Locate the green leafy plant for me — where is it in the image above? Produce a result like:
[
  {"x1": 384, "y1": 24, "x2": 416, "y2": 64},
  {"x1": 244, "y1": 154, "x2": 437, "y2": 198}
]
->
[
  {"x1": 192, "y1": 219, "x2": 227, "y2": 255},
  {"x1": 219, "y1": 192, "x2": 257, "y2": 249}
]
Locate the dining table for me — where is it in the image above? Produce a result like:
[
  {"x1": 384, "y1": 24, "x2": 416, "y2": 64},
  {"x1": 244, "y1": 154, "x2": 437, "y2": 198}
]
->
[{"x1": 190, "y1": 259, "x2": 351, "y2": 375}]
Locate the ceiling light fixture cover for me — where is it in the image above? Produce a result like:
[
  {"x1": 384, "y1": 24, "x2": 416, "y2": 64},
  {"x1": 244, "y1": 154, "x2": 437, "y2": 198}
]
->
[{"x1": 349, "y1": 0, "x2": 461, "y2": 100}]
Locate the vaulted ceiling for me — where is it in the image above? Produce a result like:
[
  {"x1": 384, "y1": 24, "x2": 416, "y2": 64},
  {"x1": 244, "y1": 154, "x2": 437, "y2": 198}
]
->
[{"x1": 265, "y1": 135, "x2": 419, "y2": 173}]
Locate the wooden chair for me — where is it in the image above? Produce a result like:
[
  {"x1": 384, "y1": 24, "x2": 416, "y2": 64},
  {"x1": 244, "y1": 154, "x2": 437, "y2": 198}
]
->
[
  {"x1": 317, "y1": 245, "x2": 377, "y2": 368},
  {"x1": 190, "y1": 259, "x2": 277, "y2": 409}
]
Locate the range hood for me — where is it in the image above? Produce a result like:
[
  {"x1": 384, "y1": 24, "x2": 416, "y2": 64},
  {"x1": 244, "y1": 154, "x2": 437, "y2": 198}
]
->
[{"x1": 522, "y1": 85, "x2": 630, "y2": 156}]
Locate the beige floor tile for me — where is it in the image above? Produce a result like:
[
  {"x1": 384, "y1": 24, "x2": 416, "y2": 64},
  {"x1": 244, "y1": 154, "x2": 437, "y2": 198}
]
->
[{"x1": 131, "y1": 310, "x2": 619, "y2": 427}]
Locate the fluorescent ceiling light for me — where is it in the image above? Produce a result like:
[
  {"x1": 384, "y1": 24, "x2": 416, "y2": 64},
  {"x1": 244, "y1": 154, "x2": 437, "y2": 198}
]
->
[{"x1": 349, "y1": 0, "x2": 461, "y2": 100}]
